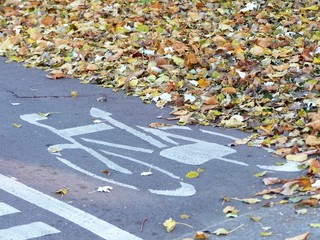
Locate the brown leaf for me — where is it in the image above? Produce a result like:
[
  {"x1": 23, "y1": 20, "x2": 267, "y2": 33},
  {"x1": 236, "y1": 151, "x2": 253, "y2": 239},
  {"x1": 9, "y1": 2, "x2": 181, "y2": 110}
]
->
[
  {"x1": 205, "y1": 95, "x2": 219, "y2": 105},
  {"x1": 306, "y1": 120, "x2": 320, "y2": 131},
  {"x1": 41, "y1": 15, "x2": 54, "y2": 26},
  {"x1": 305, "y1": 135, "x2": 320, "y2": 146},
  {"x1": 106, "y1": 50, "x2": 123, "y2": 62},
  {"x1": 221, "y1": 87, "x2": 237, "y2": 95},
  {"x1": 255, "y1": 187, "x2": 282, "y2": 196},
  {"x1": 285, "y1": 232, "x2": 310, "y2": 240},
  {"x1": 263, "y1": 178, "x2": 282, "y2": 185},
  {"x1": 149, "y1": 122, "x2": 172, "y2": 128}
]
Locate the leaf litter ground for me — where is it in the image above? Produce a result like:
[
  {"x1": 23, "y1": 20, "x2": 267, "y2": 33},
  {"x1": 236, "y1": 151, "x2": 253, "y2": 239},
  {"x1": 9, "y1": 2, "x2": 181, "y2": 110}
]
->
[{"x1": 1, "y1": 0, "x2": 320, "y2": 237}]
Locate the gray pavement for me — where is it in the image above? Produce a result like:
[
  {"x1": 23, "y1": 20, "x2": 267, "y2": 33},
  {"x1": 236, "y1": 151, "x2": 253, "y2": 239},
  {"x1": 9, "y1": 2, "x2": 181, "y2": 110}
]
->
[{"x1": 0, "y1": 57, "x2": 319, "y2": 239}]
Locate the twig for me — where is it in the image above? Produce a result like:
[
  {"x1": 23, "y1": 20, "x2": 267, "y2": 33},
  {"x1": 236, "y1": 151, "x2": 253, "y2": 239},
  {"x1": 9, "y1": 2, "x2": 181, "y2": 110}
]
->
[
  {"x1": 140, "y1": 217, "x2": 148, "y2": 232},
  {"x1": 228, "y1": 224, "x2": 245, "y2": 234}
]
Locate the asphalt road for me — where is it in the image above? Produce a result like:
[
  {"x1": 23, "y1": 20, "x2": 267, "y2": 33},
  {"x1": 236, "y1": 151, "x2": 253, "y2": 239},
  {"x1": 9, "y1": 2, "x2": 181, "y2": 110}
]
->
[{"x1": 0, "y1": 57, "x2": 319, "y2": 239}]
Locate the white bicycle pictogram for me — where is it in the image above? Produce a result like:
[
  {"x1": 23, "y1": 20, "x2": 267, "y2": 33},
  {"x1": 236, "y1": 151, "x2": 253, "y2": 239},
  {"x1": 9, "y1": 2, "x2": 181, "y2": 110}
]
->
[{"x1": 20, "y1": 107, "x2": 300, "y2": 197}]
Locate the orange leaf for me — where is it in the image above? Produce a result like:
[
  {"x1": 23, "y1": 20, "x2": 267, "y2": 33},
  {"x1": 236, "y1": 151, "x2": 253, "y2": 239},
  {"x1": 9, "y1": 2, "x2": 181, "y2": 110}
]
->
[
  {"x1": 185, "y1": 53, "x2": 198, "y2": 68},
  {"x1": 166, "y1": 81, "x2": 175, "y2": 92},
  {"x1": 41, "y1": 15, "x2": 54, "y2": 26},
  {"x1": 205, "y1": 95, "x2": 219, "y2": 105},
  {"x1": 221, "y1": 87, "x2": 237, "y2": 95},
  {"x1": 198, "y1": 78, "x2": 210, "y2": 88}
]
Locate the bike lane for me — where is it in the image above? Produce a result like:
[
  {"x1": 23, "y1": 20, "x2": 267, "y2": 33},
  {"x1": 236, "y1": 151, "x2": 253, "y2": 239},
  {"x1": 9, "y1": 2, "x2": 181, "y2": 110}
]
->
[{"x1": 1, "y1": 57, "x2": 319, "y2": 239}]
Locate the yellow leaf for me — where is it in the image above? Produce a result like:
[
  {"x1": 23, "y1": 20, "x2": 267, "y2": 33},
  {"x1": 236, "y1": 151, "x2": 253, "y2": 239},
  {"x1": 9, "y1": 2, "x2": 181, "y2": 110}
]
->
[
  {"x1": 313, "y1": 57, "x2": 320, "y2": 64},
  {"x1": 129, "y1": 79, "x2": 138, "y2": 87},
  {"x1": 163, "y1": 218, "x2": 176, "y2": 232},
  {"x1": 223, "y1": 206, "x2": 240, "y2": 216},
  {"x1": 213, "y1": 228, "x2": 229, "y2": 235},
  {"x1": 241, "y1": 198, "x2": 261, "y2": 204},
  {"x1": 172, "y1": 56, "x2": 185, "y2": 66},
  {"x1": 186, "y1": 171, "x2": 199, "y2": 179},
  {"x1": 261, "y1": 231, "x2": 273, "y2": 236},
  {"x1": 286, "y1": 154, "x2": 308, "y2": 162},
  {"x1": 13, "y1": 123, "x2": 22, "y2": 128},
  {"x1": 310, "y1": 223, "x2": 320, "y2": 228},
  {"x1": 56, "y1": 187, "x2": 68, "y2": 196},
  {"x1": 180, "y1": 214, "x2": 190, "y2": 219},
  {"x1": 301, "y1": 5, "x2": 319, "y2": 11},
  {"x1": 70, "y1": 90, "x2": 79, "y2": 98},
  {"x1": 249, "y1": 215, "x2": 262, "y2": 222}
]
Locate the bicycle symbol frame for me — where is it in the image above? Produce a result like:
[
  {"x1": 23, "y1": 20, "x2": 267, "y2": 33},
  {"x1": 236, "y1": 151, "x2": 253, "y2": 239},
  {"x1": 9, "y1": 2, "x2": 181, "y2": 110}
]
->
[{"x1": 20, "y1": 108, "x2": 300, "y2": 197}]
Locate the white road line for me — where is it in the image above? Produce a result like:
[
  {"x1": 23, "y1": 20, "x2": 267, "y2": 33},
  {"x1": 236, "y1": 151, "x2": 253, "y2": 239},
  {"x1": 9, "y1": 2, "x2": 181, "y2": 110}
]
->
[
  {"x1": 0, "y1": 221, "x2": 60, "y2": 240},
  {"x1": 0, "y1": 174, "x2": 142, "y2": 240},
  {"x1": 0, "y1": 202, "x2": 20, "y2": 217}
]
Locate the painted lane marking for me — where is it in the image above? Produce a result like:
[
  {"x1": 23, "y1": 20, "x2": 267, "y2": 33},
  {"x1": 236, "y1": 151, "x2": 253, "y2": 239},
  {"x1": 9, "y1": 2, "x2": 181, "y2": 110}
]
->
[
  {"x1": 90, "y1": 108, "x2": 167, "y2": 148},
  {"x1": 81, "y1": 137, "x2": 153, "y2": 153},
  {"x1": 56, "y1": 157, "x2": 138, "y2": 190},
  {"x1": 139, "y1": 127, "x2": 248, "y2": 166},
  {"x1": 0, "y1": 174, "x2": 142, "y2": 240},
  {"x1": 0, "y1": 222, "x2": 60, "y2": 240},
  {"x1": 20, "y1": 113, "x2": 131, "y2": 174},
  {"x1": 0, "y1": 202, "x2": 20, "y2": 217},
  {"x1": 59, "y1": 123, "x2": 113, "y2": 137}
]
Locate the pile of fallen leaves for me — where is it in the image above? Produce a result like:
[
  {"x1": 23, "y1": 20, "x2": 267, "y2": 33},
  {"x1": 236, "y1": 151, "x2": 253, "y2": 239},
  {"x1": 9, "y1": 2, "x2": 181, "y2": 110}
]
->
[{"x1": 0, "y1": 0, "x2": 319, "y2": 154}]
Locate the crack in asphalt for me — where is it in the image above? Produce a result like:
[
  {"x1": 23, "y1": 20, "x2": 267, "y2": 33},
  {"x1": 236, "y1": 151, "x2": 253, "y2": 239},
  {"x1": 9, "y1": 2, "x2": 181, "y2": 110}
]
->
[{"x1": 2, "y1": 88, "x2": 98, "y2": 99}]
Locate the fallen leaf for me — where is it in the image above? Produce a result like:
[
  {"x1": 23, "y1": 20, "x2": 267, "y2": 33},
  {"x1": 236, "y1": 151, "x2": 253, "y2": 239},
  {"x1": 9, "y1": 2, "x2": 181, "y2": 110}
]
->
[
  {"x1": 70, "y1": 90, "x2": 79, "y2": 98},
  {"x1": 180, "y1": 214, "x2": 190, "y2": 219},
  {"x1": 96, "y1": 186, "x2": 113, "y2": 193},
  {"x1": 241, "y1": 198, "x2": 261, "y2": 204},
  {"x1": 254, "y1": 171, "x2": 268, "y2": 177},
  {"x1": 149, "y1": 122, "x2": 172, "y2": 128},
  {"x1": 186, "y1": 171, "x2": 199, "y2": 179},
  {"x1": 213, "y1": 228, "x2": 229, "y2": 236},
  {"x1": 48, "y1": 146, "x2": 61, "y2": 153},
  {"x1": 249, "y1": 215, "x2": 262, "y2": 222},
  {"x1": 163, "y1": 218, "x2": 176, "y2": 232},
  {"x1": 100, "y1": 169, "x2": 110, "y2": 176},
  {"x1": 285, "y1": 232, "x2": 310, "y2": 240},
  {"x1": 141, "y1": 171, "x2": 153, "y2": 176},
  {"x1": 37, "y1": 112, "x2": 51, "y2": 117},
  {"x1": 261, "y1": 231, "x2": 273, "y2": 236},
  {"x1": 13, "y1": 123, "x2": 22, "y2": 128},
  {"x1": 194, "y1": 231, "x2": 211, "y2": 239},
  {"x1": 310, "y1": 223, "x2": 320, "y2": 228},
  {"x1": 286, "y1": 154, "x2": 308, "y2": 162},
  {"x1": 9, "y1": 102, "x2": 21, "y2": 106},
  {"x1": 56, "y1": 187, "x2": 68, "y2": 196},
  {"x1": 305, "y1": 135, "x2": 320, "y2": 146},
  {"x1": 263, "y1": 178, "x2": 282, "y2": 185}
]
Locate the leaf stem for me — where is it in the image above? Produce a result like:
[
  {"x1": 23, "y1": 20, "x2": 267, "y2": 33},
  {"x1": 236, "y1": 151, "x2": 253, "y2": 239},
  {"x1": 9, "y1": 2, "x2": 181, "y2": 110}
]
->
[{"x1": 176, "y1": 222, "x2": 193, "y2": 229}]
